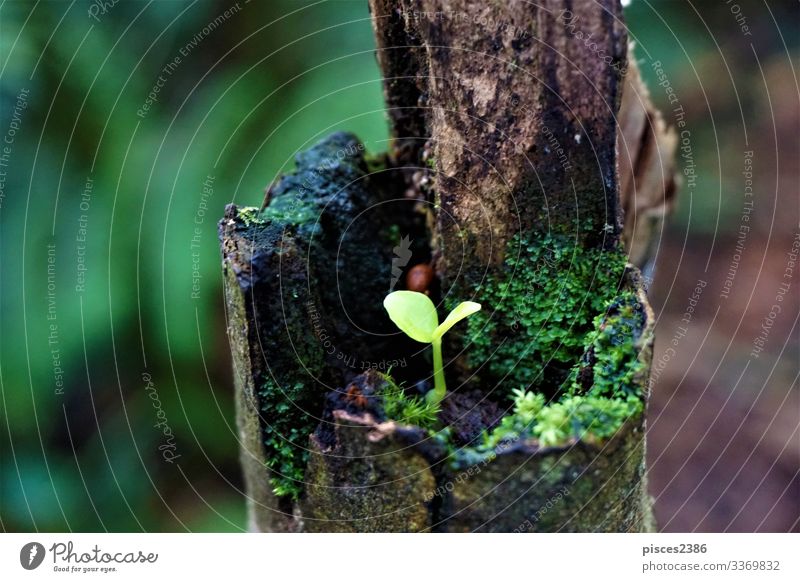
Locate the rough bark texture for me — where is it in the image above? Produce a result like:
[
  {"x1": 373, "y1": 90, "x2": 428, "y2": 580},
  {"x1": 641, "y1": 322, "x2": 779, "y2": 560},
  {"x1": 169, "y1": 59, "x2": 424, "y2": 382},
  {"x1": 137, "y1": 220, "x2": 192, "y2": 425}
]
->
[
  {"x1": 220, "y1": 133, "x2": 406, "y2": 532},
  {"x1": 220, "y1": 211, "x2": 306, "y2": 533},
  {"x1": 221, "y1": 0, "x2": 675, "y2": 532},
  {"x1": 447, "y1": 420, "x2": 651, "y2": 532},
  {"x1": 371, "y1": 0, "x2": 628, "y2": 290},
  {"x1": 302, "y1": 409, "x2": 440, "y2": 532}
]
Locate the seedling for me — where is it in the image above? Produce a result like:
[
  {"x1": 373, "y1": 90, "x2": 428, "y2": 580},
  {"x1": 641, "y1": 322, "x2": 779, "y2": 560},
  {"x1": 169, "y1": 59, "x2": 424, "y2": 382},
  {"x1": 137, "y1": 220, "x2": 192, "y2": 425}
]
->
[{"x1": 383, "y1": 290, "x2": 481, "y2": 405}]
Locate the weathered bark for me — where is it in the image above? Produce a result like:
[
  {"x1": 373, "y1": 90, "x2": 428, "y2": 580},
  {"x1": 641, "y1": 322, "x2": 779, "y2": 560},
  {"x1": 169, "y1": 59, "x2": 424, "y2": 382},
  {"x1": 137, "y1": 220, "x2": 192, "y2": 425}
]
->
[
  {"x1": 220, "y1": 133, "x2": 408, "y2": 532},
  {"x1": 221, "y1": 0, "x2": 675, "y2": 532},
  {"x1": 371, "y1": 0, "x2": 628, "y2": 289},
  {"x1": 302, "y1": 408, "x2": 440, "y2": 532},
  {"x1": 617, "y1": 56, "x2": 679, "y2": 270}
]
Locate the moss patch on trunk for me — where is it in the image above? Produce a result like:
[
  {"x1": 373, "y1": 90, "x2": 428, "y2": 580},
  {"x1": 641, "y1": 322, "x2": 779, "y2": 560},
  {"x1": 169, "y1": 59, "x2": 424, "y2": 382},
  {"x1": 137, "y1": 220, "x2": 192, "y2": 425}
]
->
[{"x1": 460, "y1": 230, "x2": 629, "y2": 396}]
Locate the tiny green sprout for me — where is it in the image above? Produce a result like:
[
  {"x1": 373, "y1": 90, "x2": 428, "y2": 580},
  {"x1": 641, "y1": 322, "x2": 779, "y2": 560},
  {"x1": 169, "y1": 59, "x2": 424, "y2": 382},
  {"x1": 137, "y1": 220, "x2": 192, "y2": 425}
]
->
[{"x1": 383, "y1": 290, "x2": 481, "y2": 405}]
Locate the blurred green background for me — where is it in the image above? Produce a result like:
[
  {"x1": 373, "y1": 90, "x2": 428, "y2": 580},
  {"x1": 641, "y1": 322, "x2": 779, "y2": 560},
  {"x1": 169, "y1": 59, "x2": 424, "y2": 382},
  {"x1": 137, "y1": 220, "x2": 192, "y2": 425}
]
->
[{"x1": 1, "y1": 0, "x2": 797, "y2": 532}]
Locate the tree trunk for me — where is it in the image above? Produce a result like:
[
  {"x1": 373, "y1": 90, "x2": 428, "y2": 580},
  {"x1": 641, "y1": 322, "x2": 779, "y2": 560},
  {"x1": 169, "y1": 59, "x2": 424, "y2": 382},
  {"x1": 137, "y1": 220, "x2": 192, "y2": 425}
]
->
[
  {"x1": 220, "y1": 0, "x2": 675, "y2": 532},
  {"x1": 372, "y1": 0, "x2": 627, "y2": 281}
]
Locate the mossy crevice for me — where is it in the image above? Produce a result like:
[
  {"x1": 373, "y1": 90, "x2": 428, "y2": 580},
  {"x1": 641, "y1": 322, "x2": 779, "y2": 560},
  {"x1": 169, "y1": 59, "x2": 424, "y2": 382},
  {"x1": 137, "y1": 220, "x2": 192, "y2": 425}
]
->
[
  {"x1": 404, "y1": 294, "x2": 647, "y2": 471},
  {"x1": 460, "y1": 229, "x2": 630, "y2": 396},
  {"x1": 223, "y1": 132, "x2": 654, "y2": 531},
  {"x1": 478, "y1": 288, "x2": 647, "y2": 451},
  {"x1": 376, "y1": 232, "x2": 647, "y2": 469}
]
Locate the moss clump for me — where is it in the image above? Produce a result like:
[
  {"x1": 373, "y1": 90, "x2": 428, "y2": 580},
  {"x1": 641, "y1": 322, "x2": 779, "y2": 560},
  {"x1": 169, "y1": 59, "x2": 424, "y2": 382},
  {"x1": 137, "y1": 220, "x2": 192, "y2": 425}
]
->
[
  {"x1": 237, "y1": 206, "x2": 266, "y2": 226},
  {"x1": 236, "y1": 200, "x2": 320, "y2": 228},
  {"x1": 462, "y1": 231, "x2": 628, "y2": 394},
  {"x1": 259, "y1": 372, "x2": 324, "y2": 499},
  {"x1": 533, "y1": 394, "x2": 641, "y2": 446},
  {"x1": 444, "y1": 267, "x2": 647, "y2": 466},
  {"x1": 379, "y1": 374, "x2": 440, "y2": 430},
  {"x1": 476, "y1": 388, "x2": 641, "y2": 454},
  {"x1": 443, "y1": 389, "x2": 642, "y2": 469},
  {"x1": 371, "y1": 231, "x2": 645, "y2": 465},
  {"x1": 570, "y1": 291, "x2": 646, "y2": 400},
  {"x1": 261, "y1": 197, "x2": 320, "y2": 225}
]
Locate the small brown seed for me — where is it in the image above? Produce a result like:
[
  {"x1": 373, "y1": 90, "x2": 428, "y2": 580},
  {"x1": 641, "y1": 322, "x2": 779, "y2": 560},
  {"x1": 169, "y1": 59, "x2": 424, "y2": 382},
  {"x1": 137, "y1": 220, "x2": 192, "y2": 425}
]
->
[{"x1": 406, "y1": 264, "x2": 434, "y2": 293}]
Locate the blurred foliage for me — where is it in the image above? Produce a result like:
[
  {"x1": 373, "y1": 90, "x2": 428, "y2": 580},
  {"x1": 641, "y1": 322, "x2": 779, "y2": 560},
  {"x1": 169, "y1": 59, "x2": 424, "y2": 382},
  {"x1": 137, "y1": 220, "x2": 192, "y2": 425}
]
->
[
  {"x1": 0, "y1": 0, "x2": 796, "y2": 532},
  {"x1": 626, "y1": 0, "x2": 799, "y2": 234},
  {"x1": 1, "y1": 0, "x2": 387, "y2": 532}
]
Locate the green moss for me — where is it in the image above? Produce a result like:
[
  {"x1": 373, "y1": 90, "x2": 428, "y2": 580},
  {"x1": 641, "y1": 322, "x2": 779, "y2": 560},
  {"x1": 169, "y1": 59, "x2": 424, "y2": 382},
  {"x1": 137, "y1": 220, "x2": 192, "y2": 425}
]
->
[
  {"x1": 236, "y1": 192, "x2": 321, "y2": 230},
  {"x1": 535, "y1": 395, "x2": 642, "y2": 445},
  {"x1": 461, "y1": 231, "x2": 628, "y2": 393},
  {"x1": 457, "y1": 289, "x2": 646, "y2": 462},
  {"x1": 571, "y1": 291, "x2": 646, "y2": 400},
  {"x1": 261, "y1": 195, "x2": 320, "y2": 225},
  {"x1": 437, "y1": 233, "x2": 647, "y2": 464},
  {"x1": 259, "y1": 373, "x2": 323, "y2": 499},
  {"x1": 237, "y1": 206, "x2": 265, "y2": 226},
  {"x1": 238, "y1": 132, "x2": 380, "y2": 501},
  {"x1": 368, "y1": 232, "x2": 645, "y2": 466},
  {"x1": 483, "y1": 390, "x2": 642, "y2": 450},
  {"x1": 379, "y1": 374, "x2": 440, "y2": 430}
]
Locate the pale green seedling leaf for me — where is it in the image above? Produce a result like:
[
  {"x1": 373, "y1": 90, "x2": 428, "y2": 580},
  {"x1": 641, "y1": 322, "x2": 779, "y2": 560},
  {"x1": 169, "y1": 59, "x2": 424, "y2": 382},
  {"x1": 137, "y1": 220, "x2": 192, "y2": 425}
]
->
[
  {"x1": 383, "y1": 291, "x2": 439, "y2": 343},
  {"x1": 433, "y1": 301, "x2": 481, "y2": 340}
]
